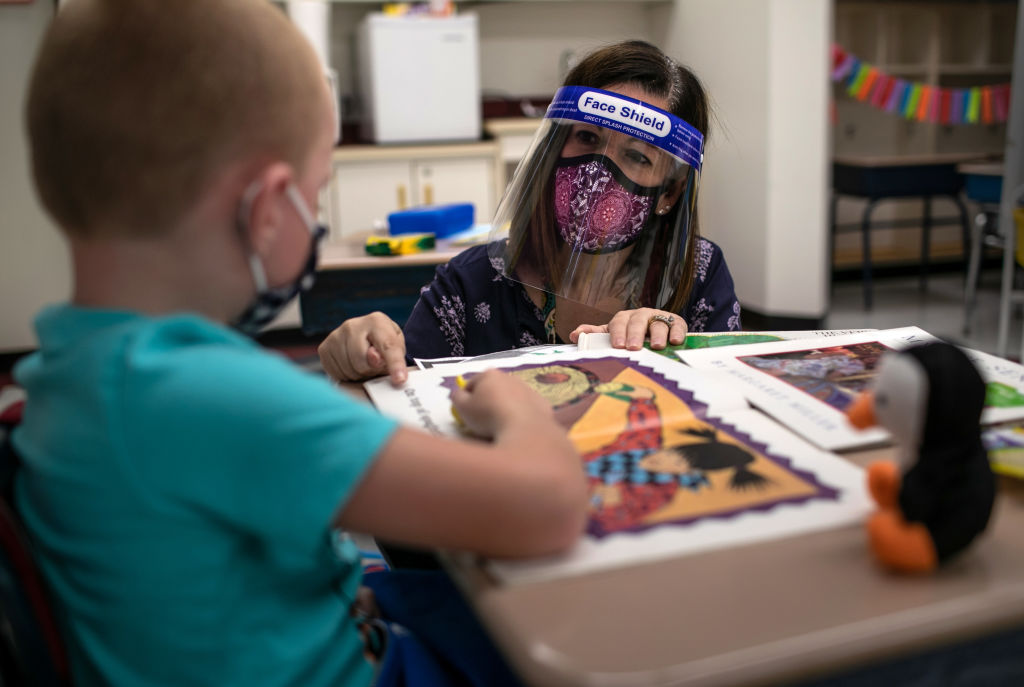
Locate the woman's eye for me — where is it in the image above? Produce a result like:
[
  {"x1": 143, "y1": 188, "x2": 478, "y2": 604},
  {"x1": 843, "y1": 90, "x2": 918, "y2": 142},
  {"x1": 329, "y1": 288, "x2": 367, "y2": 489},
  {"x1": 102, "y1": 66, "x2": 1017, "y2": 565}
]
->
[
  {"x1": 625, "y1": 149, "x2": 652, "y2": 166},
  {"x1": 576, "y1": 130, "x2": 599, "y2": 145}
]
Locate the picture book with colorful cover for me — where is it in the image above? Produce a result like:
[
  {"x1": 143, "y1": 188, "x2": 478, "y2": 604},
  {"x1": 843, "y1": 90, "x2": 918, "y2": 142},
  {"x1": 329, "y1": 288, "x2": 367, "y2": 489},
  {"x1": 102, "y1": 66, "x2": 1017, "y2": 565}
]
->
[
  {"x1": 674, "y1": 326, "x2": 1024, "y2": 451},
  {"x1": 364, "y1": 348, "x2": 871, "y2": 584},
  {"x1": 982, "y1": 421, "x2": 1024, "y2": 479},
  {"x1": 414, "y1": 330, "x2": 879, "y2": 370},
  {"x1": 576, "y1": 329, "x2": 878, "y2": 358}
]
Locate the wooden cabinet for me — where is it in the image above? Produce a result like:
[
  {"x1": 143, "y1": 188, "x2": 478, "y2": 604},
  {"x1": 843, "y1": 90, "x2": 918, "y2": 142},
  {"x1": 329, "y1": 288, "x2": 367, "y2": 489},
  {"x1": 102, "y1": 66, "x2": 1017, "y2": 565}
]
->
[
  {"x1": 330, "y1": 159, "x2": 413, "y2": 236},
  {"x1": 484, "y1": 117, "x2": 544, "y2": 193},
  {"x1": 263, "y1": 142, "x2": 498, "y2": 333},
  {"x1": 260, "y1": 142, "x2": 500, "y2": 331},
  {"x1": 326, "y1": 142, "x2": 501, "y2": 241}
]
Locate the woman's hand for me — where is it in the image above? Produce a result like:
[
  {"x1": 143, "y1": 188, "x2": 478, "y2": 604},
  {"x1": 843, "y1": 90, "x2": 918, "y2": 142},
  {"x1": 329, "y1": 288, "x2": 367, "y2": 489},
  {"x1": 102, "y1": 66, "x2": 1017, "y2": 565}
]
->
[
  {"x1": 569, "y1": 308, "x2": 688, "y2": 350},
  {"x1": 318, "y1": 312, "x2": 408, "y2": 385}
]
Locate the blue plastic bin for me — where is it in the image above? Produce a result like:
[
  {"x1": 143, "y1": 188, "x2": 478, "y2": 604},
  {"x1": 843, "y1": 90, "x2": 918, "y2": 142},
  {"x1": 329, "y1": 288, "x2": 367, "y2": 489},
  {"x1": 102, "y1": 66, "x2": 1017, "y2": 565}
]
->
[{"x1": 388, "y1": 203, "x2": 474, "y2": 238}]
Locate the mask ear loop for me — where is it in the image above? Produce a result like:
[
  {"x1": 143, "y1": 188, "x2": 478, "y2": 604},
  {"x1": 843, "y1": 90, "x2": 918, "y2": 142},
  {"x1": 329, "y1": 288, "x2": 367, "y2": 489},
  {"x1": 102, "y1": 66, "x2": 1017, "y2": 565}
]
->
[
  {"x1": 285, "y1": 184, "x2": 318, "y2": 233},
  {"x1": 237, "y1": 181, "x2": 269, "y2": 294},
  {"x1": 284, "y1": 183, "x2": 328, "y2": 293}
]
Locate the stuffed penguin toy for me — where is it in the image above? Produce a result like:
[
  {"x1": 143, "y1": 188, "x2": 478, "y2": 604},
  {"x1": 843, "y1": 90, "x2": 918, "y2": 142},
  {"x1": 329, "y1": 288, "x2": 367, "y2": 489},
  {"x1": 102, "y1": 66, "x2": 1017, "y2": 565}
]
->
[{"x1": 846, "y1": 341, "x2": 996, "y2": 574}]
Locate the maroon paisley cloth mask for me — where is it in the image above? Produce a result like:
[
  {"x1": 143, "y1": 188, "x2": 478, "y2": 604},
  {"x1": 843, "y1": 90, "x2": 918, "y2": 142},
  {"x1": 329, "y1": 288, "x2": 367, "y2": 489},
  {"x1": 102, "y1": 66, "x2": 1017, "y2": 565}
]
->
[{"x1": 554, "y1": 155, "x2": 660, "y2": 253}]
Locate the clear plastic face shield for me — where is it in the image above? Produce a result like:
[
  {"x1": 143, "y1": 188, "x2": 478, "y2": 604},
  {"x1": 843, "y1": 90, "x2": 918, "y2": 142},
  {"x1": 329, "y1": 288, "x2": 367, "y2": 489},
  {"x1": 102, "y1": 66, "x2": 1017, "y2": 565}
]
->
[{"x1": 488, "y1": 86, "x2": 704, "y2": 316}]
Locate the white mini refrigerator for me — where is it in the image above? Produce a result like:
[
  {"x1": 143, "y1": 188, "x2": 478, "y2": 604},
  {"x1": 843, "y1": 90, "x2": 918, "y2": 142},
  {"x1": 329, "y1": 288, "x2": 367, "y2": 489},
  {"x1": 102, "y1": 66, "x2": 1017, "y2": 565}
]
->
[{"x1": 357, "y1": 13, "x2": 481, "y2": 144}]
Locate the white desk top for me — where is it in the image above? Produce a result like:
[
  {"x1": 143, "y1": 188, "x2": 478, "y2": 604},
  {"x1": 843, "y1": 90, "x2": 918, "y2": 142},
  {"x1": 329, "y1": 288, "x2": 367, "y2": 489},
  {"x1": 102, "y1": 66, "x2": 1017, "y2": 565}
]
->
[{"x1": 318, "y1": 231, "x2": 471, "y2": 271}]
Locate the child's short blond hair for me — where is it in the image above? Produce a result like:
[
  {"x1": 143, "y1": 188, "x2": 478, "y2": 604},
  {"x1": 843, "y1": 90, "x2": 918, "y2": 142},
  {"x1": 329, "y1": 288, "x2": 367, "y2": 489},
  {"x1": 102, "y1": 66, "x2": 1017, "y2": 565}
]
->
[{"x1": 26, "y1": 0, "x2": 327, "y2": 239}]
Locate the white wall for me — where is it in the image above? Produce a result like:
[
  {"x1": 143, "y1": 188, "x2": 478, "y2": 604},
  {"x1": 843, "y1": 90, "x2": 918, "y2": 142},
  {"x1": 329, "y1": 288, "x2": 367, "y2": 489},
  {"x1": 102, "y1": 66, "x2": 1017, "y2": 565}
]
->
[
  {"x1": 474, "y1": 3, "x2": 654, "y2": 97},
  {"x1": 0, "y1": 2, "x2": 69, "y2": 352},
  {"x1": 654, "y1": 0, "x2": 831, "y2": 320},
  {"x1": 329, "y1": 3, "x2": 658, "y2": 113},
  {"x1": 766, "y1": 0, "x2": 831, "y2": 316}
]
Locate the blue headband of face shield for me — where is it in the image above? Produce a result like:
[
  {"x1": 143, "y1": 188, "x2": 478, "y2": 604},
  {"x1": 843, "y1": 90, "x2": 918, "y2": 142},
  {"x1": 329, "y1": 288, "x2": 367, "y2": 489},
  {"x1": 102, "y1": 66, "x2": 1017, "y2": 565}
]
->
[{"x1": 545, "y1": 86, "x2": 704, "y2": 171}]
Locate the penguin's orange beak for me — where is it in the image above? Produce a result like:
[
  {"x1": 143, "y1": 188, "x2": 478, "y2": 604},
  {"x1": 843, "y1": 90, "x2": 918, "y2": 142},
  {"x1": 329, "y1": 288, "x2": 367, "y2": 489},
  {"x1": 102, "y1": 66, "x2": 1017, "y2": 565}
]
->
[{"x1": 846, "y1": 391, "x2": 877, "y2": 429}]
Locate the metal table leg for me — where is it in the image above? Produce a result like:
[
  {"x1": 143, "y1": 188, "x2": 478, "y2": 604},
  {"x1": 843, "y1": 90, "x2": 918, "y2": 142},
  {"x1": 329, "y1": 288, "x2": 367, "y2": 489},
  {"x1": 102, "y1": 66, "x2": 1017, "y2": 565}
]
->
[{"x1": 861, "y1": 199, "x2": 876, "y2": 310}]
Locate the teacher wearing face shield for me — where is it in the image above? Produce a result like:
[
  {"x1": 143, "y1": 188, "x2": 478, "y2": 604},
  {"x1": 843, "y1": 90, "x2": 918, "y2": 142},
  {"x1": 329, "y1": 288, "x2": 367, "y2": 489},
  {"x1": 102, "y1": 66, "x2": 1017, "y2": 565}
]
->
[{"x1": 318, "y1": 40, "x2": 741, "y2": 383}]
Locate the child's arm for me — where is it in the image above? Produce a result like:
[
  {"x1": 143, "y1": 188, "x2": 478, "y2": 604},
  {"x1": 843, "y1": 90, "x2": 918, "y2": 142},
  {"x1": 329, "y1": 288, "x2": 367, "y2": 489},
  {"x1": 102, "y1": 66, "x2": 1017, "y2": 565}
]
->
[
  {"x1": 318, "y1": 312, "x2": 408, "y2": 385},
  {"x1": 335, "y1": 370, "x2": 588, "y2": 558}
]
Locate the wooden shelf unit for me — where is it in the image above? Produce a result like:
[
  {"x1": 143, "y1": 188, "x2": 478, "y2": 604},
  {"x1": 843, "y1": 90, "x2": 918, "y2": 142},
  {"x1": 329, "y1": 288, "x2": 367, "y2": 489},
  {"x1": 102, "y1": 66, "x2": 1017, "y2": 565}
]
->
[{"x1": 832, "y1": 1, "x2": 1016, "y2": 270}]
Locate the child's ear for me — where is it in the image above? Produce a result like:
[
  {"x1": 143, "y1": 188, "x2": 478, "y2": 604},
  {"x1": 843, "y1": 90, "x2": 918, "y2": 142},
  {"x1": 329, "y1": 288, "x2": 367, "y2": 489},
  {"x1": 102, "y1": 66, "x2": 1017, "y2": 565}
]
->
[{"x1": 243, "y1": 162, "x2": 295, "y2": 256}]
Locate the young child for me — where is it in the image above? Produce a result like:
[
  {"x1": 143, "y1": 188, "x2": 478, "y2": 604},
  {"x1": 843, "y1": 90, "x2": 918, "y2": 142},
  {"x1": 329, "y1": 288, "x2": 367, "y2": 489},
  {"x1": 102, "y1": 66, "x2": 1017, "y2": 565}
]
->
[
  {"x1": 319, "y1": 41, "x2": 740, "y2": 384},
  {"x1": 14, "y1": 1, "x2": 587, "y2": 685}
]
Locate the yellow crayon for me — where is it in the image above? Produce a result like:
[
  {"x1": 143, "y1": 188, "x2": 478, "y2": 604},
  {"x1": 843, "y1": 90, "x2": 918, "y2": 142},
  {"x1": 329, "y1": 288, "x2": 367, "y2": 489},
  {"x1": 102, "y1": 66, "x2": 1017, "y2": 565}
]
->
[{"x1": 451, "y1": 375, "x2": 468, "y2": 427}]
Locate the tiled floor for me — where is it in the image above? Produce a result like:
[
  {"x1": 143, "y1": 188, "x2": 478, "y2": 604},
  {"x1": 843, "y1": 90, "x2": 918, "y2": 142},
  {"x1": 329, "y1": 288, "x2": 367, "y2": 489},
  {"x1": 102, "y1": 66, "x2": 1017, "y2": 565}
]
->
[{"x1": 825, "y1": 265, "x2": 1022, "y2": 360}]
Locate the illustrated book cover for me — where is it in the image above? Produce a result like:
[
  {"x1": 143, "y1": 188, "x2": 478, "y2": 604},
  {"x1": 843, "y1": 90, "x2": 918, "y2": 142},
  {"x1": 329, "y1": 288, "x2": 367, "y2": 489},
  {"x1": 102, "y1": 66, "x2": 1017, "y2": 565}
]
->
[
  {"x1": 576, "y1": 329, "x2": 879, "y2": 357},
  {"x1": 674, "y1": 327, "x2": 1024, "y2": 451},
  {"x1": 365, "y1": 348, "x2": 871, "y2": 583},
  {"x1": 982, "y1": 421, "x2": 1024, "y2": 479}
]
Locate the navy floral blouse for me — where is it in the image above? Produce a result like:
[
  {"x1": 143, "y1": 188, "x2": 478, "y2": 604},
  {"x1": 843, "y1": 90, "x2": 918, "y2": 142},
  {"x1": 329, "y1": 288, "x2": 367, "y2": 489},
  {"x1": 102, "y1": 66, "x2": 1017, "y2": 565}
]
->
[{"x1": 403, "y1": 238, "x2": 741, "y2": 360}]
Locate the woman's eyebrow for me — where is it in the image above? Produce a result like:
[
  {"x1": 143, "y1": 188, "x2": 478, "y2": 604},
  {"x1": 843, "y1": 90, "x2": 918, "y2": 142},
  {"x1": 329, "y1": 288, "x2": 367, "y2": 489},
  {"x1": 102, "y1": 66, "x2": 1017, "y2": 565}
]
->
[{"x1": 623, "y1": 138, "x2": 660, "y2": 153}]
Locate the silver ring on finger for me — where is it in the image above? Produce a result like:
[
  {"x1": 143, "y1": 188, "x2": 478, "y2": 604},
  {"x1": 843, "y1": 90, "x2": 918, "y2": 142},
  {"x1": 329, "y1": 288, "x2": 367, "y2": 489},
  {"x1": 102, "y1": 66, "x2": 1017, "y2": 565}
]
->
[{"x1": 648, "y1": 314, "x2": 674, "y2": 328}]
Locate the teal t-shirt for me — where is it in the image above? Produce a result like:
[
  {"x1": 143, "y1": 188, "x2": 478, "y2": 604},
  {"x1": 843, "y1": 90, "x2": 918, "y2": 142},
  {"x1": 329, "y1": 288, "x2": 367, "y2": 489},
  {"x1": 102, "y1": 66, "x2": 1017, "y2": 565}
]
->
[{"x1": 12, "y1": 305, "x2": 398, "y2": 687}]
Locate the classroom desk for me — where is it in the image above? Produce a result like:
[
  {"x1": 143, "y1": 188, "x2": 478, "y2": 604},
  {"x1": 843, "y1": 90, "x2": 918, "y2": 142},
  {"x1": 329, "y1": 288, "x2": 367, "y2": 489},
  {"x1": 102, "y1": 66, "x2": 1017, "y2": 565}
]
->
[
  {"x1": 299, "y1": 232, "x2": 474, "y2": 335},
  {"x1": 832, "y1": 153, "x2": 982, "y2": 310},
  {"x1": 445, "y1": 447, "x2": 1024, "y2": 687},
  {"x1": 343, "y1": 374, "x2": 1024, "y2": 687}
]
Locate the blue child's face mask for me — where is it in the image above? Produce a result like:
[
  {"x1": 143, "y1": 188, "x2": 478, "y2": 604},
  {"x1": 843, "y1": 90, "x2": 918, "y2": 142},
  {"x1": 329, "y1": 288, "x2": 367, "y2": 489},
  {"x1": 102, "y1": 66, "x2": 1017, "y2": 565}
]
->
[{"x1": 234, "y1": 183, "x2": 327, "y2": 335}]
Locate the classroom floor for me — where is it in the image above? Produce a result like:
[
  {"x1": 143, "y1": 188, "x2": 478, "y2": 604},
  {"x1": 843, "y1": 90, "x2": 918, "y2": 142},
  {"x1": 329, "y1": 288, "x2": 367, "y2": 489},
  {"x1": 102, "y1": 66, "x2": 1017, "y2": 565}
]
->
[{"x1": 826, "y1": 265, "x2": 1019, "y2": 360}]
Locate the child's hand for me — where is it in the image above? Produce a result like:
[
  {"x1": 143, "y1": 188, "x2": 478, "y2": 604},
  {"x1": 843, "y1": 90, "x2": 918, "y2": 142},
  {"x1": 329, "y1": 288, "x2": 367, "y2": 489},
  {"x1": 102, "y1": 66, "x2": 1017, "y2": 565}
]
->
[
  {"x1": 570, "y1": 308, "x2": 687, "y2": 350},
  {"x1": 450, "y1": 369, "x2": 554, "y2": 439},
  {"x1": 318, "y1": 312, "x2": 408, "y2": 385}
]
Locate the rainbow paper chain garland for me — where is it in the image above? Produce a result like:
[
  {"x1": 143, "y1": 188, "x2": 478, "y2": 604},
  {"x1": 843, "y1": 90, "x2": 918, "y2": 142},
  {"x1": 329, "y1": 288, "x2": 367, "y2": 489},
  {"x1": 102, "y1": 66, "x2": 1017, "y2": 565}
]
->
[{"x1": 831, "y1": 44, "x2": 1012, "y2": 126}]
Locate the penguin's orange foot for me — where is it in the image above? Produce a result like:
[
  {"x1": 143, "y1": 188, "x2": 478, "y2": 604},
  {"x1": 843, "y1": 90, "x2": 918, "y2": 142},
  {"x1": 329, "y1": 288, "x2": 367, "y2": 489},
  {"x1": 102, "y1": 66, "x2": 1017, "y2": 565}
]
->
[
  {"x1": 867, "y1": 510, "x2": 938, "y2": 574},
  {"x1": 867, "y1": 461, "x2": 901, "y2": 509}
]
